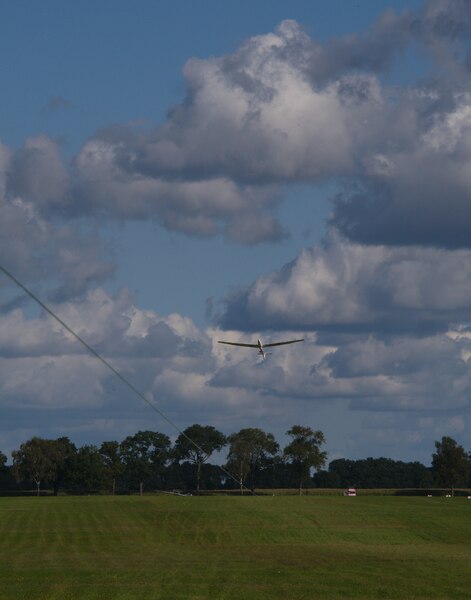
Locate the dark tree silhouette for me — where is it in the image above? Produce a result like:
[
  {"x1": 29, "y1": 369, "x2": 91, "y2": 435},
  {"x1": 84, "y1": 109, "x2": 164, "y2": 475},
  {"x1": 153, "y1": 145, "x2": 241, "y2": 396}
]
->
[
  {"x1": 284, "y1": 426, "x2": 327, "y2": 495},
  {"x1": 99, "y1": 441, "x2": 124, "y2": 495},
  {"x1": 432, "y1": 436, "x2": 469, "y2": 495},
  {"x1": 119, "y1": 431, "x2": 171, "y2": 495},
  {"x1": 226, "y1": 428, "x2": 279, "y2": 493},
  {"x1": 12, "y1": 437, "x2": 76, "y2": 496},
  {"x1": 174, "y1": 425, "x2": 226, "y2": 493}
]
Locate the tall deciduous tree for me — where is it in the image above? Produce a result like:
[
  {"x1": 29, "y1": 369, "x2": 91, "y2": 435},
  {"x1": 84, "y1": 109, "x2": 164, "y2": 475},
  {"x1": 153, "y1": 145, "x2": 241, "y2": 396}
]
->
[
  {"x1": 0, "y1": 450, "x2": 8, "y2": 491},
  {"x1": 51, "y1": 437, "x2": 76, "y2": 495},
  {"x1": 12, "y1": 437, "x2": 76, "y2": 496},
  {"x1": 226, "y1": 428, "x2": 279, "y2": 493},
  {"x1": 284, "y1": 426, "x2": 327, "y2": 495},
  {"x1": 99, "y1": 440, "x2": 124, "y2": 495},
  {"x1": 0, "y1": 450, "x2": 6, "y2": 471},
  {"x1": 119, "y1": 431, "x2": 171, "y2": 495},
  {"x1": 432, "y1": 436, "x2": 469, "y2": 495},
  {"x1": 174, "y1": 425, "x2": 226, "y2": 494},
  {"x1": 66, "y1": 445, "x2": 107, "y2": 493}
]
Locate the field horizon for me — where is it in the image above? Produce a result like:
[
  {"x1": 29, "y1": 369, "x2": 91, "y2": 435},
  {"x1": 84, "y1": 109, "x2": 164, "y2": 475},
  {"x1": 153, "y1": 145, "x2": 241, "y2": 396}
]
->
[
  {"x1": 3, "y1": 485, "x2": 471, "y2": 498},
  {"x1": 1, "y1": 494, "x2": 470, "y2": 599}
]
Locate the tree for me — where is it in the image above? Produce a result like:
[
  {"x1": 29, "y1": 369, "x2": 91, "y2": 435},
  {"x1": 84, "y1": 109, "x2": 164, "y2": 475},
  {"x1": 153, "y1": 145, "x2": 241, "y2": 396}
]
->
[
  {"x1": 0, "y1": 450, "x2": 6, "y2": 470},
  {"x1": 12, "y1": 437, "x2": 76, "y2": 496},
  {"x1": 119, "y1": 431, "x2": 171, "y2": 495},
  {"x1": 432, "y1": 436, "x2": 469, "y2": 495},
  {"x1": 226, "y1": 428, "x2": 279, "y2": 493},
  {"x1": 66, "y1": 445, "x2": 107, "y2": 493},
  {"x1": 99, "y1": 441, "x2": 124, "y2": 495},
  {"x1": 174, "y1": 425, "x2": 226, "y2": 494},
  {"x1": 51, "y1": 437, "x2": 77, "y2": 495},
  {"x1": 315, "y1": 457, "x2": 433, "y2": 489},
  {"x1": 0, "y1": 450, "x2": 15, "y2": 492},
  {"x1": 284, "y1": 425, "x2": 327, "y2": 495}
]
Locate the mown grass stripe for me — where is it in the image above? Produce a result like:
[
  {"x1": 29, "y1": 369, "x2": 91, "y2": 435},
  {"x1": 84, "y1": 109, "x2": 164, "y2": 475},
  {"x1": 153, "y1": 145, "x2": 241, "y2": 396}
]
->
[{"x1": 0, "y1": 495, "x2": 471, "y2": 599}]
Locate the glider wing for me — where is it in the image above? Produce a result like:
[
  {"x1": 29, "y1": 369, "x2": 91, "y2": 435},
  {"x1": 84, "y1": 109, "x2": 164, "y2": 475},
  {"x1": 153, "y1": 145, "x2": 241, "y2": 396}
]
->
[
  {"x1": 263, "y1": 339, "x2": 304, "y2": 348},
  {"x1": 218, "y1": 341, "x2": 259, "y2": 348}
]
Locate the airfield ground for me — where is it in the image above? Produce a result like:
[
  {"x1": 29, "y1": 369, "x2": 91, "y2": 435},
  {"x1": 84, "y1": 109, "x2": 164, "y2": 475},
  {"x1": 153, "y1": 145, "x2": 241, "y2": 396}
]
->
[{"x1": 0, "y1": 494, "x2": 470, "y2": 599}]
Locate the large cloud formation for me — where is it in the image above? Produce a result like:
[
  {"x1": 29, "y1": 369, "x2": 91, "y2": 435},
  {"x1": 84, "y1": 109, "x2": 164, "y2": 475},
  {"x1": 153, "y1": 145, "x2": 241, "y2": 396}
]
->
[
  {"x1": 0, "y1": 288, "x2": 210, "y2": 409},
  {"x1": 0, "y1": 138, "x2": 113, "y2": 301},
  {"x1": 5, "y1": 1, "x2": 471, "y2": 247},
  {"x1": 68, "y1": 0, "x2": 471, "y2": 247},
  {"x1": 219, "y1": 233, "x2": 471, "y2": 334}
]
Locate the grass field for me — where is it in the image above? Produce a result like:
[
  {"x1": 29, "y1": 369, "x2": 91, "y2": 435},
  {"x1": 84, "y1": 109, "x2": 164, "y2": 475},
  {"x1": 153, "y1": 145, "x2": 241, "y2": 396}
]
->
[{"x1": 1, "y1": 495, "x2": 470, "y2": 599}]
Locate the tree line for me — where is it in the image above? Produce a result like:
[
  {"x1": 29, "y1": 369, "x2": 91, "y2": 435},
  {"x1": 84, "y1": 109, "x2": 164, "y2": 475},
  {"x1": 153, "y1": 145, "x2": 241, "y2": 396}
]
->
[{"x1": 0, "y1": 426, "x2": 469, "y2": 495}]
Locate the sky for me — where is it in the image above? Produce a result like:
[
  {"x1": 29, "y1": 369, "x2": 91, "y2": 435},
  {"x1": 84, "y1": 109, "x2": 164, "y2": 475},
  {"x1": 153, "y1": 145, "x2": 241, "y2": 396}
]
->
[{"x1": 1, "y1": 0, "x2": 471, "y2": 467}]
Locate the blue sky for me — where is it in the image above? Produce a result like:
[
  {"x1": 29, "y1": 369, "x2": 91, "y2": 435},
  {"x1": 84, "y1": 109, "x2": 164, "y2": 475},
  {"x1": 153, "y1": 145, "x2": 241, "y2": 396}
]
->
[{"x1": 1, "y1": 0, "x2": 471, "y2": 467}]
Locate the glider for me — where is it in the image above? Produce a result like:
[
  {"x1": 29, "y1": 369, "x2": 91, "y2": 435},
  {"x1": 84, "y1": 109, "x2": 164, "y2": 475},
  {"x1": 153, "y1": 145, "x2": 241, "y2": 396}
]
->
[{"x1": 218, "y1": 338, "x2": 304, "y2": 359}]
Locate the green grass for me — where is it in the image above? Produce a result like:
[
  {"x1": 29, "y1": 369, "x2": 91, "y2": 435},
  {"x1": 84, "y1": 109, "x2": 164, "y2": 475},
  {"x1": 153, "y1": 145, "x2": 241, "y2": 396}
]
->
[{"x1": 0, "y1": 495, "x2": 470, "y2": 599}]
